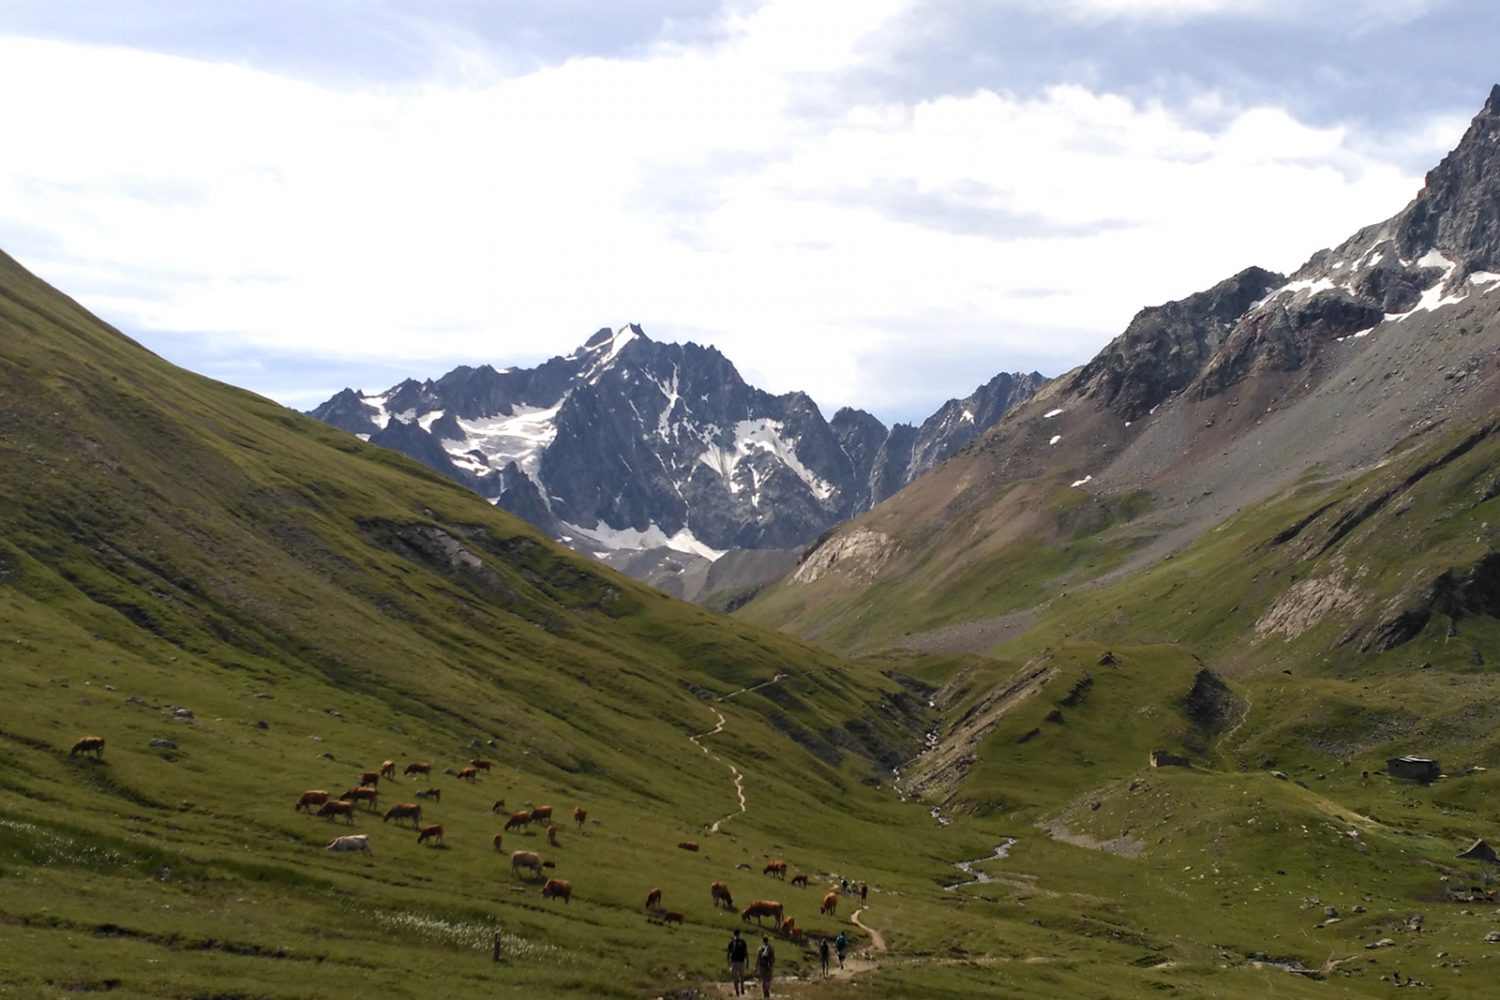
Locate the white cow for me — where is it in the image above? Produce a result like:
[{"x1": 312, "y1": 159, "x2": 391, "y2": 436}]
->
[{"x1": 326, "y1": 834, "x2": 372, "y2": 855}]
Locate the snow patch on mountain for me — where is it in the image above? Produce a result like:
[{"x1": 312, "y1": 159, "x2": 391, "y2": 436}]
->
[
  {"x1": 562, "y1": 519, "x2": 724, "y2": 560},
  {"x1": 1388, "y1": 254, "x2": 1462, "y2": 322},
  {"x1": 654, "y1": 367, "x2": 681, "y2": 439},
  {"x1": 698, "y1": 419, "x2": 835, "y2": 501},
  {"x1": 364, "y1": 394, "x2": 393, "y2": 429},
  {"x1": 447, "y1": 401, "x2": 564, "y2": 482}
]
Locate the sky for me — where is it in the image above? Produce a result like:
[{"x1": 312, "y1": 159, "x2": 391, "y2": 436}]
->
[{"x1": 0, "y1": 1, "x2": 1494, "y2": 425}]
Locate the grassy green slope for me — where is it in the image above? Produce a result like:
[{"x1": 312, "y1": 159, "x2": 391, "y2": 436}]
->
[
  {"x1": 9, "y1": 246, "x2": 1492, "y2": 999},
  {"x1": 0, "y1": 249, "x2": 955, "y2": 998},
  {"x1": 837, "y1": 415, "x2": 1500, "y2": 996}
]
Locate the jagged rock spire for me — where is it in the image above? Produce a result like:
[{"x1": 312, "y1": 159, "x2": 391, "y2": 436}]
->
[{"x1": 1392, "y1": 83, "x2": 1500, "y2": 271}]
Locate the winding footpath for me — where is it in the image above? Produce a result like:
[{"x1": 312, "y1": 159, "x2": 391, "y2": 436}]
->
[
  {"x1": 687, "y1": 673, "x2": 785, "y2": 834},
  {"x1": 688, "y1": 673, "x2": 1025, "y2": 995},
  {"x1": 687, "y1": 706, "x2": 748, "y2": 834}
]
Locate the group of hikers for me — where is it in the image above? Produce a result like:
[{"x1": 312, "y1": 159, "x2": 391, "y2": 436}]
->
[{"x1": 725, "y1": 927, "x2": 849, "y2": 997}]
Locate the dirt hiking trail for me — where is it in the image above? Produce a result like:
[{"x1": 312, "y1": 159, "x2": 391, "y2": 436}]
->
[{"x1": 687, "y1": 673, "x2": 785, "y2": 834}]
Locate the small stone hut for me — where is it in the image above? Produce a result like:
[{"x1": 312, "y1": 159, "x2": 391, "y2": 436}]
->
[
  {"x1": 1149, "y1": 750, "x2": 1190, "y2": 768},
  {"x1": 1386, "y1": 756, "x2": 1441, "y2": 782}
]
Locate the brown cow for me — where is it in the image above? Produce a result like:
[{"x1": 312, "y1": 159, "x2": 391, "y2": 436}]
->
[
  {"x1": 379, "y1": 759, "x2": 397, "y2": 779},
  {"x1": 541, "y1": 878, "x2": 572, "y2": 903},
  {"x1": 710, "y1": 882, "x2": 734, "y2": 909},
  {"x1": 470, "y1": 758, "x2": 493, "y2": 772},
  {"x1": 359, "y1": 770, "x2": 380, "y2": 787},
  {"x1": 317, "y1": 800, "x2": 356, "y2": 825},
  {"x1": 573, "y1": 806, "x2": 587, "y2": 830},
  {"x1": 741, "y1": 900, "x2": 783, "y2": 925},
  {"x1": 383, "y1": 802, "x2": 422, "y2": 827},
  {"x1": 417, "y1": 823, "x2": 444, "y2": 846},
  {"x1": 415, "y1": 786, "x2": 442, "y2": 802},
  {"x1": 510, "y1": 850, "x2": 544, "y2": 879},
  {"x1": 69, "y1": 736, "x2": 105, "y2": 759},
  {"x1": 456, "y1": 766, "x2": 478, "y2": 782},
  {"x1": 295, "y1": 790, "x2": 330, "y2": 813},
  {"x1": 342, "y1": 786, "x2": 379, "y2": 809},
  {"x1": 820, "y1": 891, "x2": 838, "y2": 916},
  {"x1": 779, "y1": 916, "x2": 797, "y2": 938},
  {"x1": 404, "y1": 761, "x2": 431, "y2": 777},
  {"x1": 546, "y1": 824, "x2": 559, "y2": 846},
  {"x1": 662, "y1": 910, "x2": 684, "y2": 925},
  {"x1": 678, "y1": 840, "x2": 699, "y2": 852},
  {"x1": 504, "y1": 810, "x2": 531, "y2": 832},
  {"x1": 763, "y1": 859, "x2": 787, "y2": 879},
  {"x1": 646, "y1": 887, "x2": 663, "y2": 910},
  {"x1": 529, "y1": 805, "x2": 553, "y2": 825},
  {"x1": 491, "y1": 799, "x2": 508, "y2": 814},
  {"x1": 791, "y1": 872, "x2": 808, "y2": 888},
  {"x1": 492, "y1": 832, "x2": 504, "y2": 852}
]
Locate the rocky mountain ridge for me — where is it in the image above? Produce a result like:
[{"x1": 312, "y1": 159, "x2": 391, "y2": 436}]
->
[
  {"x1": 750, "y1": 86, "x2": 1500, "y2": 659},
  {"x1": 309, "y1": 327, "x2": 1043, "y2": 596}
]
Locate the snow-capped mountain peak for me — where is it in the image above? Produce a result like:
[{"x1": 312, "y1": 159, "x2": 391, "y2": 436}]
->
[{"x1": 307, "y1": 328, "x2": 1045, "y2": 582}]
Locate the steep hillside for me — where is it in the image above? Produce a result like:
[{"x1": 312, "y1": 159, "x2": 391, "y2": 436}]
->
[
  {"x1": 746, "y1": 87, "x2": 1500, "y2": 658},
  {"x1": 0, "y1": 247, "x2": 938, "y2": 996}
]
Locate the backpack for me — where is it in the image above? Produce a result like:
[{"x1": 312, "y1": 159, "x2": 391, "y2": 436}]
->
[{"x1": 730, "y1": 937, "x2": 748, "y2": 962}]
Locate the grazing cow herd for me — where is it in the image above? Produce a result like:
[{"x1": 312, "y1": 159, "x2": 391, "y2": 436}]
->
[
  {"x1": 73, "y1": 733, "x2": 861, "y2": 953},
  {"x1": 283, "y1": 747, "x2": 590, "y2": 908}
]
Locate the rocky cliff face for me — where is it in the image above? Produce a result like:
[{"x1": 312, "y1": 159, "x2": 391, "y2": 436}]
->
[
  {"x1": 308, "y1": 326, "x2": 1044, "y2": 579},
  {"x1": 1057, "y1": 88, "x2": 1500, "y2": 424},
  {"x1": 1193, "y1": 86, "x2": 1500, "y2": 399},
  {"x1": 872, "y1": 370, "x2": 1049, "y2": 503},
  {"x1": 1066, "y1": 267, "x2": 1284, "y2": 421}
]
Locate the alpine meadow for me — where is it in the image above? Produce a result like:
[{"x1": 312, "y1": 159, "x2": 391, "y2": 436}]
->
[{"x1": 8, "y1": 53, "x2": 1500, "y2": 1000}]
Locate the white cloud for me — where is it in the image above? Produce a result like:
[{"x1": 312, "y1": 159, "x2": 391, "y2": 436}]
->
[
  {"x1": 0, "y1": 2, "x2": 1449, "y2": 419},
  {"x1": 1029, "y1": 0, "x2": 1443, "y2": 27}
]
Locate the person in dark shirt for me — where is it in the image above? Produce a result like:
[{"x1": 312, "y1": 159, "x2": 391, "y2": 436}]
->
[{"x1": 726, "y1": 928, "x2": 749, "y2": 995}]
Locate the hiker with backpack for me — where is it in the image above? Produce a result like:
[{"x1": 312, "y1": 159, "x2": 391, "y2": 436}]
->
[
  {"x1": 756, "y1": 935, "x2": 776, "y2": 998},
  {"x1": 834, "y1": 930, "x2": 848, "y2": 970},
  {"x1": 726, "y1": 928, "x2": 749, "y2": 996}
]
